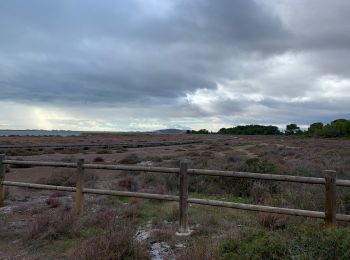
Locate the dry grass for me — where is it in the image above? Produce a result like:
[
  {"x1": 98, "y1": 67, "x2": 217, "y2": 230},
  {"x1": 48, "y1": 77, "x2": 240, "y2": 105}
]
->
[
  {"x1": 45, "y1": 197, "x2": 61, "y2": 208},
  {"x1": 27, "y1": 205, "x2": 77, "y2": 241},
  {"x1": 4, "y1": 135, "x2": 350, "y2": 259},
  {"x1": 177, "y1": 239, "x2": 220, "y2": 260},
  {"x1": 92, "y1": 209, "x2": 117, "y2": 229},
  {"x1": 117, "y1": 176, "x2": 139, "y2": 192},
  {"x1": 257, "y1": 212, "x2": 295, "y2": 230},
  {"x1": 93, "y1": 156, "x2": 104, "y2": 163},
  {"x1": 118, "y1": 153, "x2": 141, "y2": 164},
  {"x1": 71, "y1": 220, "x2": 149, "y2": 260},
  {"x1": 37, "y1": 169, "x2": 76, "y2": 187}
]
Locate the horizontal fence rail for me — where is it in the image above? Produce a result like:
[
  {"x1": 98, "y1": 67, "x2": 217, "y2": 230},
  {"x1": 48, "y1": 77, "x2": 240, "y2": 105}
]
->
[
  {"x1": 1, "y1": 156, "x2": 350, "y2": 234},
  {"x1": 3, "y1": 181, "x2": 350, "y2": 222},
  {"x1": 0, "y1": 140, "x2": 201, "y2": 150},
  {"x1": 4, "y1": 159, "x2": 350, "y2": 187}
]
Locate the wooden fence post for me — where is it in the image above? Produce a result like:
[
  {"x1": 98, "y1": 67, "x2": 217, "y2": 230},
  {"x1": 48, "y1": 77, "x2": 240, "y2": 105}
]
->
[
  {"x1": 0, "y1": 154, "x2": 5, "y2": 207},
  {"x1": 177, "y1": 161, "x2": 190, "y2": 235},
  {"x1": 324, "y1": 170, "x2": 337, "y2": 229},
  {"x1": 75, "y1": 159, "x2": 84, "y2": 216}
]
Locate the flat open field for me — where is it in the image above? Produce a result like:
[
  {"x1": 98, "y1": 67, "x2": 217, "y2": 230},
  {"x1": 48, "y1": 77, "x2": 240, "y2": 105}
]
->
[{"x1": 1, "y1": 134, "x2": 350, "y2": 259}]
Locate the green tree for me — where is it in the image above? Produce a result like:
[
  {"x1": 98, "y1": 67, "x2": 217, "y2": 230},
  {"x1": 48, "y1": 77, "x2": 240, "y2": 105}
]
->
[
  {"x1": 308, "y1": 122, "x2": 324, "y2": 136},
  {"x1": 186, "y1": 129, "x2": 209, "y2": 134},
  {"x1": 218, "y1": 125, "x2": 281, "y2": 135},
  {"x1": 285, "y1": 123, "x2": 301, "y2": 135},
  {"x1": 322, "y1": 119, "x2": 350, "y2": 137}
]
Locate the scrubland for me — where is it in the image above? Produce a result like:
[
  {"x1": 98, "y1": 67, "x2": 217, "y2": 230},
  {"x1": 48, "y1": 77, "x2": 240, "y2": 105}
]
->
[{"x1": 1, "y1": 134, "x2": 350, "y2": 259}]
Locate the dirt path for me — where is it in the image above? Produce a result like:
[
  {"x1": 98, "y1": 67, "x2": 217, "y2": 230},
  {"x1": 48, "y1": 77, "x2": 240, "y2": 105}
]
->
[{"x1": 231, "y1": 144, "x2": 258, "y2": 159}]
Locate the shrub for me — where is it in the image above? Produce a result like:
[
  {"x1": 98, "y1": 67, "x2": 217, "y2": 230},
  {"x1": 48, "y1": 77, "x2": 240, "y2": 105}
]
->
[
  {"x1": 93, "y1": 157, "x2": 104, "y2": 163},
  {"x1": 118, "y1": 154, "x2": 140, "y2": 164},
  {"x1": 151, "y1": 183, "x2": 168, "y2": 195},
  {"x1": 93, "y1": 209, "x2": 117, "y2": 229},
  {"x1": 343, "y1": 193, "x2": 350, "y2": 214},
  {"x1": 28, "y1": 214, "x2": 50, "y2": 240},
  {"x1": 61, "y1": 157, "x2": 74, "y2": 163},
  {"x1": 96, "y1": 149, "x2": 112, "y2": 154},
  {"x1": 177, "y1": 239, "x2": 220, "y2": 260},
  {"x1": 50, "y1": 192, "x2": 65, "y2": 198},
  {"x1": 27, "y1": 206, "x2": 77, "y2": 241},
  {"x1": 220, "y1": 229, "x2": 288, "y2": 259},
  {"x1": 45, "y1": 197, "x2": 61, "y2": 208},
  {"x1": 150, "y1": 155, "x2": 163, "y2": 162},
  {"x1": 10, "y1": 158, "x2": 33, "y2": 168},
  {"x1": 219, "y1": 125, "x2": 281, "y2": 135},
  {"x1": 219, "y1": 225, "x2": 350, "y2": 259},
  {"x1": 71, "y1": 221, "x2": 148, "y2": 260},
  {"x1": 122, "y1": 204, "x2": 142, "y2": 220},
  {"x1": 244, "y1": 158, "x2": 276, "y2": 173},
  {"x1": 6, "y1": 149, "x2": 40, "y2": 156},
  {"x1": 150, "y1": 228, "x2": 173, "y2": 242},
  {"x1": 83, "y1": 171, "x2": 98, "y2": 184},
  {"x1": 144, "y1": 172, "x2": 157, "y2": 185},
  {"x1": 37, "y1": 169, "x2": 76, "y2": 187},
  {"x1": 289, "y1": 225, "x2": 350, "y2": 259},
  {"x1": 114, "y1": 147, "x2": 128, "y2": 153},
  {"x1": 117, "y1": 176, "x2": 139, "y2": 192},
  {"x1": 257, "y1": 213, "x2": 293, "y2": 230}
]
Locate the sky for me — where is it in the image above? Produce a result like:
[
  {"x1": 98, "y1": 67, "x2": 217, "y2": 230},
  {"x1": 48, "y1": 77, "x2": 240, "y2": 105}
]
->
[{"x1": 0, "y1": 0, "x2": 350, "y2": 131}]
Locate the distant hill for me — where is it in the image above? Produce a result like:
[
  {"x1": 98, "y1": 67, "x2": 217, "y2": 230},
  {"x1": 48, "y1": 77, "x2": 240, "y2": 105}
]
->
[
  {"x1": 0, "y1": 129, "x2": 82, "y2": 137},
  {"x1": 153, "y1": 128, "x2": 188, "y2": 134}
]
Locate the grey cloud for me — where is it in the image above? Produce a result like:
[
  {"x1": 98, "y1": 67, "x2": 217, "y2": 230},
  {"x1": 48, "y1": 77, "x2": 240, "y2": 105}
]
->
[
  {"x1": 0, "y1": 0, "x2": 350, "y2": 130},
  {"x1": 0, "y1": 0, "x2": 288, "y2": 105}
]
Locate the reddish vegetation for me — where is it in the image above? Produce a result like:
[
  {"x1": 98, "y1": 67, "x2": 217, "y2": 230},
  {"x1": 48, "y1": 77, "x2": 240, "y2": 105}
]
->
[{"x1": 1, "y1": 134, "x2": 350, "y2": 258}]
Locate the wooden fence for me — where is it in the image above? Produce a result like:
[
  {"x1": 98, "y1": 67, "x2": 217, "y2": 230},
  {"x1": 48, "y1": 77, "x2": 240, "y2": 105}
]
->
[
  {"x1": 0, "y1": 140, "x2": 201, "y2": 150},
  {"x1": 1, "y1": 154, "x2": 350, "y2": 235}
]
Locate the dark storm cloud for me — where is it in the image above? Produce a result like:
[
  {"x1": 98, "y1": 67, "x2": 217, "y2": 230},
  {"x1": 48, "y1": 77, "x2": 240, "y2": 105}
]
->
[
  {"x1": 1, "y1": 0, "x2": 350, "y2": 130},
  {"x1": 0, "y1": 0, "x2": 288, "y2": 104}
]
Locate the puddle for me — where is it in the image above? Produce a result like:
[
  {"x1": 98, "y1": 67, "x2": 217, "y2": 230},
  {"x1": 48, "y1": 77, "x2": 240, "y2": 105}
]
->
[
  {"x1": 135, "y1": 221, "x2": 152, "y2": 242},
  {"x1": 0, "y1": 205, "x2": 14, "y2": 214},
  {"x1": 150, "y1": 242, "x2": 174, "y2": 260},
  {"x1": 138, "y1": 161, "x2": 153, "y2": 167}
]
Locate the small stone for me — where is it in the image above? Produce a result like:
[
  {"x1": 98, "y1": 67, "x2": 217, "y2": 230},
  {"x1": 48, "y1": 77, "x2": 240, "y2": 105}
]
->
[{"x1": 175, "y1": 243, "x2": 185, "y2": 248}]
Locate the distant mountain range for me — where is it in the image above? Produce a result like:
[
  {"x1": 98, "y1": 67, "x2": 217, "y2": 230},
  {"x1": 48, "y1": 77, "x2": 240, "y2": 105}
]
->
[
  {"x1": 0, "y1": 130, "x2": 82, "y2": 136},
  {"x1": 0, "y1": 128, "x2": 189, "y2": 136},
  {"x1": 153, "y1": 128, "x2": 188, "y2": 134}
]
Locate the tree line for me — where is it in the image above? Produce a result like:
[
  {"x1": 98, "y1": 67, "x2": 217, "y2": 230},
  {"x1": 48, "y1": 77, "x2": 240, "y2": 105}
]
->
[{"x1": 186, "y1": 119, "x2": 350, "y2": 138}]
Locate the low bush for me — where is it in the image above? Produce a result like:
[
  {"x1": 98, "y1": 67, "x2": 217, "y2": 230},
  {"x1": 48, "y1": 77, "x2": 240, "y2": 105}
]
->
[
  {"x1": 6, "y1": 149, "x2": 40, "y2": 156},
  {"x1": 45, "y1": 197, "x2": 61, "y2": 208},
  {"x1": 220, "y1": 229, "x2": 288, "y2": 259},
  {"x1": 150, "y1": 227, "x2": 173, "y2": 242},
  {"x1": 10, "y1": 158, "x2": 33, "y2": 168},
  {"x1": 27, "y1": 206, "x2": 77, "y2": 241},
  {"x1": 93, "y1": 209, "x2": 117, "y2": 229},
  {"x1": 37, "y1": 169, "x2": 76, "y2": 187},
  {"x1": 151, "y1": 183, "x2": 168, "y2": 194},
  {"x1": 96, "y1": 149, "x2": 112, "y2": 154},
  {"x1": 93, "y1": 157, "x2": 104, "y2": 163},
  {"x1": 177, "y1": 239, "x2": 220, "y2": 260},
  {"x1": 219, "y1": 225, "x2": 350, "y2": 259},
  {"x1": 117, "y1": 176, "x2": 139, "y2": 192},
  {"x1": 115, "y1": 147, "x2": 128, "y2": 153},
  {"x1": 61, "y1": 157, "x2": 74, "y2": 163},
  {"x1": 243, "y1": 158, "x2": 276, "y2": 173},
  {"x1": 118, "y1": 153, "x2": 140, "y2": 164},
  {"x1": 71, "y1": 220, "x2": 148, "y2": 260},
  {"x1": 257, "y1": 212, "x2": 294, "y2": 230},
  {"x1": 122, "y1": 204, "x2": 143, "y2": 220}
]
